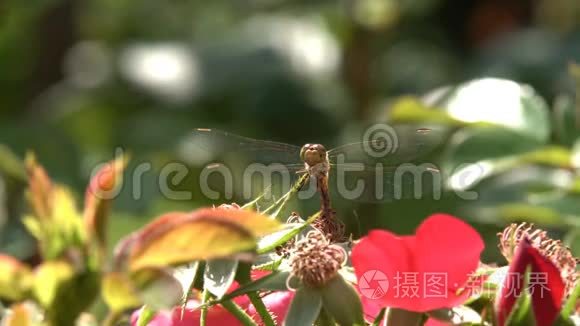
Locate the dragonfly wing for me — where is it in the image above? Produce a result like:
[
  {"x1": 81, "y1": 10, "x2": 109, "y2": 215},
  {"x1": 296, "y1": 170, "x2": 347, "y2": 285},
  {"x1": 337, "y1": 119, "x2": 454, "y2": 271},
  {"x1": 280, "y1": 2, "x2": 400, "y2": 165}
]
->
[
  {"x1": 185, "y1": 129, "x2": 304, "y2": 202},
  {"x1": 327, "y1": 125, "x2": 447, "y2": 166},
  {"x1": 326, "y1": 163, "x2": 442, "y2": 203},
  {"x1": 188, "y1": 128, "x2": 302, "y2": 167}
]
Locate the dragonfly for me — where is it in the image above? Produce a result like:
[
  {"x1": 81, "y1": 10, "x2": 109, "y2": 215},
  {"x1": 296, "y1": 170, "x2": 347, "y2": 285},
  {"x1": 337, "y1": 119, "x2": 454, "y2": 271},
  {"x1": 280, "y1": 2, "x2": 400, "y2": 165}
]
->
[{"x1": 187, "y1": 127, "x2": 444, "y2": 241}]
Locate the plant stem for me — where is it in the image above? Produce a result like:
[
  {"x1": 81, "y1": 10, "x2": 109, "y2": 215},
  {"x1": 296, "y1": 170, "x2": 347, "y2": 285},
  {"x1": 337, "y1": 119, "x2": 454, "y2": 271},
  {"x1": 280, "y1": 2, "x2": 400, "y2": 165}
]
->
[
  {"x1": 248, "y1": 292, "x2": 276, "y2": 326},
  {"x1": 371, "y1": 308, "x2": 386, "y2": 326},
  {"x1": 200, "y1": 288, "x2": 211, "y2": 326},
  {"x1": 262, "y1": 173, "x2": 308, "y2": 216},
  {"x1": 136, "y1": 305, "x2": 155, "y2": 326},
  {"x1": 222, "y1": 300, "x2": 258, "y2": 326},
  {"x1": 385, "y1": 308, "x2": 423, "y2": 326}
]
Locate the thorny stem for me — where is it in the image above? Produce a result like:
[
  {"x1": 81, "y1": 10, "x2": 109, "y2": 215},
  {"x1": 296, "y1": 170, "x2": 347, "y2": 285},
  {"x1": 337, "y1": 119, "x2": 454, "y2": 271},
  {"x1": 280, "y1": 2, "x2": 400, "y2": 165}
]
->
[
  {"x1": 236, "y1": 262, "x2": 275, "y2": 326},
  {"x1": 248, "y1": 291, "x2": 276, "y2": 326},
  {"x1": 221, "y1": 300, "x2": 258, "y2": 326},
  {"x1": 200, "y1": 288, "x2": 211, "y2": 326}
]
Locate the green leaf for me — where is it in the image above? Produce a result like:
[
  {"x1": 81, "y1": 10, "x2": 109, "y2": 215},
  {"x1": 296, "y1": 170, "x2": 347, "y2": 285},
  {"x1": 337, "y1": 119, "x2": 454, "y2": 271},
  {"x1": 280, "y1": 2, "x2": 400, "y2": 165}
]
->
[
  {"x1": 21, "y1": 157, "x2": 87, "y2": 259},
  {"x1": 496, "y1": 203, "x2": 567, "y2": 226},
  {"x1": 518, "y1": 146, "x2": 573, "y2": 168},
  {"x1": 0, "y1": 254, "x2": 32, "y2": 301},
  {"x1": 33, "y1": 260, "x2": 99, "y2": 326},
  {"x1": 564, "y1": 229, "x2": 580, "y2": 257},
  {"x1": 49, "y1": 186, "x2": 87, "y2": 254},
  {"x1": 320, "y1": 276, "x2": 365, "y2": 326},
  {"x1": 210, "y1": 271, "x2": 291, "y2": 306},
  {"x1": 0, "y1": 145, "x2": 26, "y2": 183},
  {"x1": 204, "y1": 259, "x2": 238, "y2": 299},
  {"x1": 560, "y1": 281, "x2": 580, "y2": 320},
  {"x1": 389, "y1": 96, "x2": 465, "y2": 126},
  {"x1": 102, "y1": 272, "x2": 141, "y2": 312},
  {"x1": 33, "y1": 260, "x2": 75, "y2": 308},
  {"x1": 175, "y1": 262, "x2": 202, "y2": 321},
  {"x1": 444, "y1": 126, "x2": 543, "y2": 175},
  {"x1": 133, "y1": 268, "x2": 184, "y2": 310},
  {"x1": 505, "y1": 291, "x2": 535, "y2": 326},
  {"x1": 504, "y1": 268, "x2": 536, "y2": 326},
  {"x1": 257, "y1": 212, "x2": 318, "y2": 254},
  {"x1": 460, "y1": 164, "x2": 580, "y2": 226},
  {"x1": 241, "y1": 190, "x2": 270, "y2": 211},
  {"x1": 553, "y1": 94, "x2": 580, "y2": 146},
  {"x1": 284, "y1": 286, "x2": 322, "y2": 326},
  {"x1": 424, "y1": 78, "x2": 551, "y2": 142},
  {"x1": 262, "y1": 173, "x2": 309, "y2": 218}
]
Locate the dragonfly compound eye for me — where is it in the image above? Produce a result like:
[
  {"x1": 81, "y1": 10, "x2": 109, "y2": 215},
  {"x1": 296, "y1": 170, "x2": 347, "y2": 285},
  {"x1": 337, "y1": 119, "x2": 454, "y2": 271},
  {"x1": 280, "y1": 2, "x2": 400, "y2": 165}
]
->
[
  {"x1": 312, "y1": 144, "x2": 326, "y2": 153},
  {"x1": 300, "y1": 144, "x2": 311, "y2": 161},
  {"x1": 300, "y1": 144, "x2": 327, "y2": 166}
]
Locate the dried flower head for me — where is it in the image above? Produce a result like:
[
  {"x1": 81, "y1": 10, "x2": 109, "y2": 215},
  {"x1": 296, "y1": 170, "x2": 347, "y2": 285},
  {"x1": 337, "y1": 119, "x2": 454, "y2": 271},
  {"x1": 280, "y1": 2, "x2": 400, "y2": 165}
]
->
[
  {"x1": 498, "y1": 223, "x2": 579, "y2": 297},
  {"x1": 289, "y1": 231, "x2": 346, "y2": 288}
]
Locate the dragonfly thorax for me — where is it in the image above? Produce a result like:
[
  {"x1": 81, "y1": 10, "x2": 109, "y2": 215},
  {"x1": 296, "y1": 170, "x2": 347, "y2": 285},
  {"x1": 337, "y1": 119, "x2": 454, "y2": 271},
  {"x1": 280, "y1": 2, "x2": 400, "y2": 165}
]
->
[{"x1": 300, "y1": 143, "x2": 328, "y2": 169}]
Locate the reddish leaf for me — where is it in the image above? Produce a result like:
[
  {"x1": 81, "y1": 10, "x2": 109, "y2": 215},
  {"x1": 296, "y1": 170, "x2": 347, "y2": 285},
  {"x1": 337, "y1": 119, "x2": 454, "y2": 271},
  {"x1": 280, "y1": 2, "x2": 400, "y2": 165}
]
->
[
  {"x1": 495, "y1": 237, "x2": 565, "y2": 326},
  {"x1": 84, "y1": 156, "x2": 127, "y2": 252},
  {"x1": 127, "y1": 208, "x2": 280, "y2": 271},
  {"x1": 24, "y1": 153, "x2": 53, "y2": 220},
  {"x1": 143, "y1": 208, "x2": 281, "y2": 239}
]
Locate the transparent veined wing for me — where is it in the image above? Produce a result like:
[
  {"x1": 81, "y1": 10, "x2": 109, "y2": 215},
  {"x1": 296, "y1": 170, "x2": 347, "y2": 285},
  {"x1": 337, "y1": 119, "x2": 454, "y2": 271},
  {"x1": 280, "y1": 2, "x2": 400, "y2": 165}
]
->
[
  {"x1": 325, "y1": 125, "x2": 448, "y2": 202},
  {"x1": 185, "y1": 129, "x2": 305, "y2": 203},
  {"x1": 327, "y1": 125, "x2": 446, "y2": 167},
  {"x1": 188, "y1": 128, "x2": 303, "y2": 168}
]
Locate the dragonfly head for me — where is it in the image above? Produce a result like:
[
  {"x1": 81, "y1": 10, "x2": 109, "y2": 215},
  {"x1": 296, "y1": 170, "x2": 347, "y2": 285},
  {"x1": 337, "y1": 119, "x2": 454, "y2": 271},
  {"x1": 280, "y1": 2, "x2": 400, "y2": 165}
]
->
[{"x1": 300, "y1": 144, "x2": 327, "y2": 167}]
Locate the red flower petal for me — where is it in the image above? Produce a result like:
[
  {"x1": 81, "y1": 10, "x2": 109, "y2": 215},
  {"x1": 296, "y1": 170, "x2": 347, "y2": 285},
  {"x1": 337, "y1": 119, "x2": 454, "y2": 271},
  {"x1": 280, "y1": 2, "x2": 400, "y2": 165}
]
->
[
  {"x1": 414, "y1": 214, "x2": 484, "y2": 310},
  {"x1": 495, "y1": 237, "x2": 565, "y2": 326},
  {"x1": 352, "y1": 213, "x2": 484, "y2": 312}
]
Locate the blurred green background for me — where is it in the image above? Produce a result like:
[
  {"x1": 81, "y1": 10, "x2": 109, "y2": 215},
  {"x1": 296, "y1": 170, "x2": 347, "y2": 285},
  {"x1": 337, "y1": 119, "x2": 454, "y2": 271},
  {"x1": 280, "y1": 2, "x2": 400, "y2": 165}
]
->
[{"x1": 1, "y1": 0, "x2": 580, "y2": 265}]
